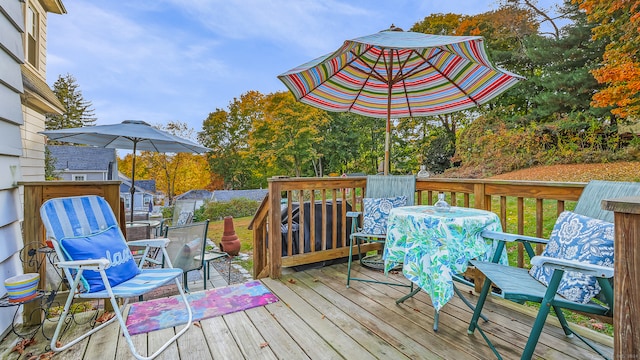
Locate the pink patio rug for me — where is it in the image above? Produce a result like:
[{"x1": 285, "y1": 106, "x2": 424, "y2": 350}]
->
[{"x1": 125, "y1": 280, "x2": 279, "y2": 335}]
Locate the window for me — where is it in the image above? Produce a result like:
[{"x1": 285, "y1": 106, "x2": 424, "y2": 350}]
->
[
  {"x1": 26, "y1": 5, "x2": 39, "y2": 68},
  {"x1": 72, "y1": 174, "x2": 87, "y2": 181}
]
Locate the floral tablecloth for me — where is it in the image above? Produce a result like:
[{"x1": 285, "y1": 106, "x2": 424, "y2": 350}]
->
[{"x1": 383, "y1": 206, "x2": 507, "y2": 312}]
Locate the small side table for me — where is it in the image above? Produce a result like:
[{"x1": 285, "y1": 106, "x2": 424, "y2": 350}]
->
[
  {"x1": 196, "y1": 251, "x2": 231, "y2": 289},
  {"x1": 0, "y1": 291, "x2": 46, "y2": 340}
]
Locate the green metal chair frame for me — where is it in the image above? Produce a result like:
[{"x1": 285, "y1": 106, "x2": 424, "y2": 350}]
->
[
  {"x1": 346, "y1": 175, "x2": 415, "y2": 288},
  {"x1": 468, "y1": 180, "x2": 640, "y2": 359}
]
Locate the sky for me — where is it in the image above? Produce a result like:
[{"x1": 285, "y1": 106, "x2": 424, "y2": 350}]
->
[{"x1": 46, "y1": 0, "x2": 563, "y2": 134}]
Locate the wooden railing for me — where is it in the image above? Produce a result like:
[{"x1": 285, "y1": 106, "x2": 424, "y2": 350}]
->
[{"x1": 250, "y1": 177, "x2": 587, "y2": 279}]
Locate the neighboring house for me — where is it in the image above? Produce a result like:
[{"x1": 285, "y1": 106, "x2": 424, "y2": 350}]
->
[
  {"x1": 119, "y1": 173, "x2": 156, "y2": 212},
  {"x1": 47, "y1": 145, "x2": 118, "y2": 181},
  {"x1": 173, "y1": 190, "x2": 213, "y2": 213},
  {"x1": 212, "y1": 189, "x2": 268, "y2": 203},
  {"x1": 171, "y1": 189, "x2": 268, "y2": 217},
  {"x1": 174, "y1": 189, "x2": 213, "y2": 202},
  {"x1": 0, "y1": 0, "x2": 66, "y2": 336}
]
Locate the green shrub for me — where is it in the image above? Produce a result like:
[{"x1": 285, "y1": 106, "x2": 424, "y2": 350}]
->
[
  {"x1": 194, "y1": 198, "x2": 261, "y2": 221},
  {"x1": 161, "y1": 206, "x2": 174, "y2": 220}
]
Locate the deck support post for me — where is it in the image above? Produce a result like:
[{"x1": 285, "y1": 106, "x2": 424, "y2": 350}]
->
[{"x1": 602, "y1": 196, "x2": 640, "y2": 360}]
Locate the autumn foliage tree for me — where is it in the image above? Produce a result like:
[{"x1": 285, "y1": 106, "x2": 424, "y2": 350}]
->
[
  {"x1": 575, "y1": 0, "x2": 640, "y2": 119},
  {"x1": 249, "y1": 92, "x2": 331, "y2": 177},
  {"x1": 199, "y1": 91, "x2": 263, "y2": 189}
]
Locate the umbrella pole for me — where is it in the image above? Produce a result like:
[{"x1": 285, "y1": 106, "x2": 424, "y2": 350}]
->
[
  {"x1": 384, "y1": 117, "x2": 390, "y2": 175},
  {"x1": 384, "y1": 81, "x2": 392, "y2": 175},
  {"x1": 129, "y1": 142, "x2": 137, "y2": 224}
]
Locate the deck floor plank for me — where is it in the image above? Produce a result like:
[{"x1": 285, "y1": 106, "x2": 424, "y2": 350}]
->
[
  {"x1": 244, "y1": 306, "x2": 311, "y2": 360},
  {"x1": 293, "y1": 270, "x2": 435, "y2": 359},
  {"x1": 83, "y1": 315, "x2": 120, "y2": 360},
  {"x1": 261, "y1": 277, "x2": 379, "y2": 360},
  {"x1": 313, "y1": 265, "x2": 500, "y2": 359},
  {"x1": 148, "y1": 327, "x2": 178, "y2": 360},
  {"x1": 200, "y1": 315, "x2": 245, "y2": 360},
  {"x1": 55, "y1": 310, "x2": 99, "y2": 360},
  {"x1": 223, "y1": 311, "x2": 277, "y2": 360},
  {"x1": 0, "y1": 262, "x2": 613, "y2": 360},
  {"x1": 339, "y1": 263, "x2": 613, "y2": 359},
  {"x1": 176, "y1": 322, "x2": 213, "y2": 360},
  {"x1": 114, "y1": 305, "x2": 144, "y2": 360},
  {"x1": 342, "y1": 263, "x2": 591, "y2": 359},
  {"x1": 256, "y1": 293, "x2": 343, "y2": 360}
]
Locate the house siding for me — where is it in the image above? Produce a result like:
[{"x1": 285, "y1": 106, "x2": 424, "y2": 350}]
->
[
  {"x1": 0, "y1": 0, "x2": 28, "y2": 336},
  {"x1": 20, "y1": 103, "x2": 46, "y2": 181}
]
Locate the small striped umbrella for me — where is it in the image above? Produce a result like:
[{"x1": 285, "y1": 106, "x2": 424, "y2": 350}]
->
[{"x1": 278, "y1": 26, "x2": 523, "y2": 174}]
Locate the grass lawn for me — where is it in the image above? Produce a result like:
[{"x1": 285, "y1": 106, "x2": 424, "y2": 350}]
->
[{"x1": 207, "y1": 216, "x2": 254, "y2": 272}]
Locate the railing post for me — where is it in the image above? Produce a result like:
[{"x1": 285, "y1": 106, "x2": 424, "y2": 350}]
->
[
  {"x1": 473, "y1": 182, "x2": 488, "y2": 210},
  {"x1": 602, "y1": 196, "x2": 640, "y2": 360},
  {"x1": 268, "y1": 178, "x2": 283, "y2": 279}
]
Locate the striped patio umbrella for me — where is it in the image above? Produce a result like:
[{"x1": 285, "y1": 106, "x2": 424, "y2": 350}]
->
[{"x1": 278, "y1": 26, "x2": 523, "y2": 174}]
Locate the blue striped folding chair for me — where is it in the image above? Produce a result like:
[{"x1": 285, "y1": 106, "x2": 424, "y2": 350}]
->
[{"x1": 40, "y1": 195, "x2": 193, "y2": 360}]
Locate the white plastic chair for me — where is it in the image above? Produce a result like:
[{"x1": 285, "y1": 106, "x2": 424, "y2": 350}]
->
[{"x1": 40, "y1": 195, "x2": 193, "y2": 360}]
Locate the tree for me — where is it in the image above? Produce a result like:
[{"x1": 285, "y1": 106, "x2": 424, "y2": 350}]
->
[
  {"x1": 523, "y1": 1, "x2": 609, "y2": 122},
  {"x1": 411, "y1": 13, "x2": 463, "y2": 35},
  {"x1": 198, "y1": 91, "x2": 263, "y2": 189},
  {"x1": 46, "y1": 73, "x2": 96, "y2": 130},
  {"x1": 44, "y1": 147, "x2": 60, "y2": 180},
  {"x1": 250, "y1": 92, "x2": 331, "y2": 177},
  {"x1": 576, "y1": 0, "x2": 640, "y2": 119},
  {"x1": 119, "y1": 121, "x2": 211, "y2": 204},
  {"x1": 314, "y1": 112, "x2": 364, "y2": 175}
]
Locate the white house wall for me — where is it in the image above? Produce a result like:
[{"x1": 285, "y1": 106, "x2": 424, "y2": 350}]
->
[
  {"x1": 0, "y1": 0, "x2": 27, "y2": 337},
  {"x1": 20, "y1": 104, "x2": 45, "y2": 181}
]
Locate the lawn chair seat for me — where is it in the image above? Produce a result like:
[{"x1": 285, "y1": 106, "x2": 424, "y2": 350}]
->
[
  {"x1": 164, "y1": 220, "x2": 210, "y2": 292},
  {"x1": 469, "y1": 180, "x2": 640, "y2": 359},
  {"x1": 346, "y1": 175, "x2": 415, "y2": 288},
  {"x1": 40, "y1": 195, "x2": 193, "y2": 360}
]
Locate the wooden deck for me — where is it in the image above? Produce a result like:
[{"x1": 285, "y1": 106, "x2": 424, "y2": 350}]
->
[{"x1": 0, "y1": 262, "x2": 613, "y2": 359}]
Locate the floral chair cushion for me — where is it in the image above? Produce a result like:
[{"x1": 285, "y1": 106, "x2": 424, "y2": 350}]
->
[
  {"x1": 529, "y1": 211, "x2": 614, "y2": 304},
  {"x1": 361, "y1": 196, "x2": 407, "y2": 235}
]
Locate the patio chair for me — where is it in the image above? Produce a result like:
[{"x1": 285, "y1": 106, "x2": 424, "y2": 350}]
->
[
  {"x1": 40, "y1": 195, "x2": 193, "y2": 360},
  {"x1": 155, "y1": 200, "x2": 196, "y2": 239},
  {"x1": 346, "y1": 174, "x2": 415, "y2": 288},
  {"x1": 468, "y1": 180, "x2": 640, "y2": 359},
  {"x1": 164, "y1": 220, "x2": 213, "y2": 292}
]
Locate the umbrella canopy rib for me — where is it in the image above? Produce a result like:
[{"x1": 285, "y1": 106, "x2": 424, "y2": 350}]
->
[
  {"x1": 346, "y1": 47, "x2": 387, "y2": 84},
  {"x1": 345, "y1": 48, "x2": 382, "y2": 112},
  {"x1": 419, "y1": 51, "x2": 480, "y2": 107},
  {"x1": 299, "y1": 46, "x2": 375, "y2": 103}
]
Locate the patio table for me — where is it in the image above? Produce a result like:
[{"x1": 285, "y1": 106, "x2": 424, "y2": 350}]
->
[{"x1": 383, "y1": 206, "x2": 507, "y2": 313}]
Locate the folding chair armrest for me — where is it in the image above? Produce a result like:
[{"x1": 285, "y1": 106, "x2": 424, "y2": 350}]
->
[
  {"x1": 481, "y1": 230, "x2": 548, "y2": 244},
  {"x1": 56, "y1": 258, "x2": 110, "y2": 270},
  {"x1": 127, "y1": 238, "x2": 169, "y2": 248},
  {"x1": 531, "y1": 256, "x2": 614, "y2": 278}
]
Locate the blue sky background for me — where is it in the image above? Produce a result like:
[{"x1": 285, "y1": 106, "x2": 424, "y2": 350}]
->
[{"x1": 46, "y1": 0, "x2": 562, "y2": 133}]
